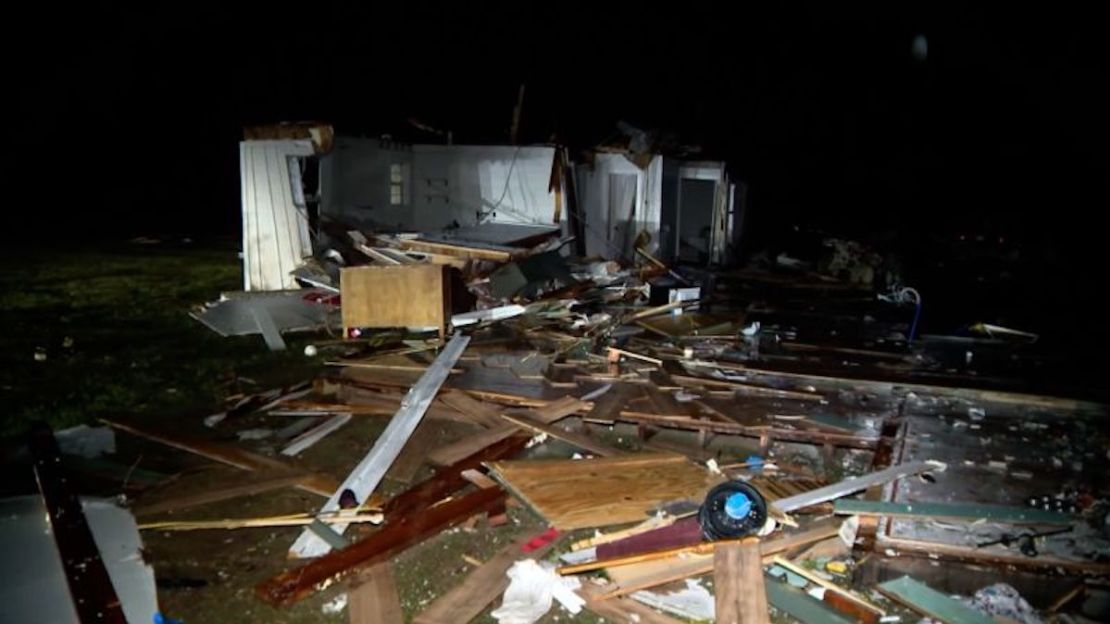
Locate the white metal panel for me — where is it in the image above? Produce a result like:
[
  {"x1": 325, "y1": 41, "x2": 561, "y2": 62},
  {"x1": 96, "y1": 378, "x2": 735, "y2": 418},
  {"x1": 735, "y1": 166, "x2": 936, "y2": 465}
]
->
[{"x1": 241, "y1": 140, "x2": 316, "y2": 291}]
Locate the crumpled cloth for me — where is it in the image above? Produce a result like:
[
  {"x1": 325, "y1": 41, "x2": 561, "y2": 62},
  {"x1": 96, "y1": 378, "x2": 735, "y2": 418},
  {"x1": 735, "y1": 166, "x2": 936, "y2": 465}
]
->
[
  {"x1": 921, "y1": 583, "x2": 1042, "y2": 624},
  {"x1": 491, "y1": 559, "x2": 584, "y2": 624}
]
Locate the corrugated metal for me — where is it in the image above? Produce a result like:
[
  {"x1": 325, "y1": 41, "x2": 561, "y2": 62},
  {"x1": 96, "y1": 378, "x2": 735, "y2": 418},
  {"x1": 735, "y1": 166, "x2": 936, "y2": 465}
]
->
[{"x1": 240, "y1": 140, "x2": 316, "y2": 291}]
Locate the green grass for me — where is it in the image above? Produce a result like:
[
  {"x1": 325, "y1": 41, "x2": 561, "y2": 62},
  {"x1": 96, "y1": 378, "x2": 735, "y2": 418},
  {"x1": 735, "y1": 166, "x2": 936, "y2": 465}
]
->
[{"x1": 0, "y1": 244, "x2": 321, "y2": 440}]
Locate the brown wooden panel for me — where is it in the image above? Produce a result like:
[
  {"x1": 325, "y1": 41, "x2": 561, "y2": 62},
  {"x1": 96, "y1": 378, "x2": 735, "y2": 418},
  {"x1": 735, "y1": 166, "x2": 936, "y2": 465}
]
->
[
  {"x1": 348, "y1": 561, "x2": 403, "y2": 624},
  {"x1": 341, "y1": 265, "x2": 448, "y2": 334},
  {"x1": 714, "y1": 538, "x2": 770, "y2": 624},
  {"x1": 487, "y1": 452, "x2": 721, "y2": 530}
]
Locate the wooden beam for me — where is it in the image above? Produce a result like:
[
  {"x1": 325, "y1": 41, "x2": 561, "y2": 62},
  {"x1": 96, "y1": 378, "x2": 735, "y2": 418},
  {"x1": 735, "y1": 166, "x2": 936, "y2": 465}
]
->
[
  {"x1": 714, "y1": 538, "x2": 770, "y2": 624},
  {"x1": 348, "y1": 561, "x2": 403, "y2": 624},
  {"x1": 413, "y1": 533, "x2": 555, "y2": 624},
  {"x1": 672, "y1": 375, "x2": 822, "y2": 402},
  {"x1": 616, "y1": 412, "x2": 879, "y2": 449},
  {"x1": 256, "y1": 486, "x2": 506, "y2": 606},
  {"x1": 100, "y1": 418, "x2": 338, "y2": 497}
]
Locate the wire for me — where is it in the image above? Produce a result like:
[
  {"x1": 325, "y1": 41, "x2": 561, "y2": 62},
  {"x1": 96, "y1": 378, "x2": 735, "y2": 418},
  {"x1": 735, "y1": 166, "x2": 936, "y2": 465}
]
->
[{"x1": 477, "y1": 146, "x2": 523, "y2": 221}]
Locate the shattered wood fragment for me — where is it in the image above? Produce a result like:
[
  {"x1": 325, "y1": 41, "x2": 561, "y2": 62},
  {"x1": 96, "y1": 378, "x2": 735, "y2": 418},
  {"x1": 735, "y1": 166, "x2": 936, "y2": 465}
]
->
[
  {"x1": 100, "y1": 418, "x2": 339, "y2": 496},
  {"x1": 672, "y1": 374, "x2": 822, "y2": 401},
  {"x1": 438, "y1": 391, "x2": 506, "y2": 428},
  {"x1": 427, "y1": 425, "x2": 521, "y2": 467},
  {"x1": 714, "y1": 538, "x2": 770, "y2": 624},
  {"x1": 256, "y1": 486, "x2": 506, "y2": 606},
  {"x1": 616, "y1": 412, "x2": 878, "y2": 449},
  {"x1": 770, "y1": 556, "x2": 883, "y2": 624},
  {"x1": 412, "y1": 533, "x2": 556, "y2": 624},
  {"x1": 348, "y1": 561, "x2": 404, "y2": 624},
  {"x1": 764, "y1": 577, "x2": 854, "y2": 624}
]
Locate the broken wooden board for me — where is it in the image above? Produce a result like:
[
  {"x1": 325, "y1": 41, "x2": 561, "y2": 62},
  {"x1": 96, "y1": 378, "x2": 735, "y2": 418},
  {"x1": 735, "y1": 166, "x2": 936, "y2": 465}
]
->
[
  {"x1": 596, "y1": 518, "x2": 841, "y2": 599},
  {"x1": 257, "y1": 486, "x2": 506, "y2": 606},
  {"x1": 100, "y1": 418, "x2": 338, "y2": 497},
  {"x1": 437, "y1": 391, "x2": 506, "y2": 429},
  {"x1": 427, "y1": 425, "x2": 521, "y2": 467},
  {"x1": 714, "y1": 538, "x2": 769, "y2": 624},
  {"x1": 486, "y1": 452, "x2": 720, "y2": 530},
  {"x1": 765, "y1": 576, "x2": 854, "y2": 624},
  {"x1": 290, "y1": 334, "x2": 469, "y2": 558},
  {"x1": 876, "y1": 576, "x2": 995, "y2": 624},
  {"x1": 347, "y1": 561, "x2": 403, "y2": 624},
  {"x1": 412, "y1": 533, "x2": 555, "y2": 624},
  {"x1": 384, "y1": 423, "x2": 442, "y2": 484}
]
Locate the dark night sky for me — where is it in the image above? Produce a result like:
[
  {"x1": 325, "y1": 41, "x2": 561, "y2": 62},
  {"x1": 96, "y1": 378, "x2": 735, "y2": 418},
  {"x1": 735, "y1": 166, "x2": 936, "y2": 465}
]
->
[{"x1": 9, "y1": 5, "x2": 1107, "y2": 253}]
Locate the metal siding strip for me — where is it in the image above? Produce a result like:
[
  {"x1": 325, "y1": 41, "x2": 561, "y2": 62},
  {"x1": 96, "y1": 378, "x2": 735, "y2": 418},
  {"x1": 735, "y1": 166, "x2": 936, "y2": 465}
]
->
[{"x1": 289, "y1": 335, "x2": 472, "y2": 558}]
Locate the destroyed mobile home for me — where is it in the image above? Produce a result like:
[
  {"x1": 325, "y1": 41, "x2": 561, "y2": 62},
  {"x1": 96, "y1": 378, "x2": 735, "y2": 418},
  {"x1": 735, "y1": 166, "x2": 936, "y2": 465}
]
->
[{"x1": 11, "y1": 123, "x2": 1108, "y2": 623}]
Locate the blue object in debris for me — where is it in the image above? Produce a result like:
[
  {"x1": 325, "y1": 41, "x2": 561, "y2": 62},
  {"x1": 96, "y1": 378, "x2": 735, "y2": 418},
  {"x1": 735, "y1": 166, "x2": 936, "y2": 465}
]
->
[
  {"x1": 724, "y1": 492, "x2": 753, "y2": 520},
  {"x1": 154, "y1": 613, "x2": 184, "y2": 624},
  {"x1": 746, "y1": 454, "x2": 765, "y2": 473}
]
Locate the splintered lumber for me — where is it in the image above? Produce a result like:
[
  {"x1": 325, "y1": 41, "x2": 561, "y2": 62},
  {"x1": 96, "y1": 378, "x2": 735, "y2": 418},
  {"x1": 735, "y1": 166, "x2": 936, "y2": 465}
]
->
[
  {"x1": 833, "y1": 499, "x2": 1075, "y2": 525},
  {"x1": 280, "y1": 413, "x2": 352, "y2": 456},
  {"x1": 29, "y1": 424, "x2": 128, "y2": 624},
  {"x1": 500, "y1": 412, "x2": 625, "y2": 457},
  {"x1": 100, "y1": 418, "x2": 338, "y2": 497},
  {"x1": 714, "y1": 538, "x2": 769, "y2": 624},
  {"x1": 438, "y1": 391, "x2": 506, "y2": 428},
  {"x1": 487, "y1": 452, "x2": 721, "y2": 530},
  {"x1": 394, "y1": 238, "x2": 516, "y2": 262},
  {"x1": 412, "y1": 533, "x2": 555, "y2": 624},
  {"x1": 348, "y1": 561, "x2": 403, "y2": 624},
  {"x1": 427, "y1": 425, "x2": 521, "y2": 467},
  {"x1": 290, "y1": 335, "x2": 470, "y2": 559},
  {"x1": 772, "y1": 460, "x2": 944, "y2": 513},
  {"x1": 138, "y1": 510, "x2": 384, "y2": 531},
  {"x1": 585, "y1": 384, "x2": 631, "y2": 424},
  {"x1": 256, "y1": 486, "x2": 506, "y2": 606},
  {"x1": 577, "y1": 581, "x2": 687, "y2": 624},
  {"x1": 594, "y1": 518, "x2": 841, "y2": 599},
  {"x1": 876, "y1": 576, "x2": 995, "y2": 624}
]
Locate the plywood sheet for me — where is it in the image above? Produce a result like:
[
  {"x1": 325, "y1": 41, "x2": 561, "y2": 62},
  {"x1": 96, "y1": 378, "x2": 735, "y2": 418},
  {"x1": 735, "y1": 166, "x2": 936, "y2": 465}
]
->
[
  {"x1": 341, "y1": 264, "x2": 448, "y2": 333},
  {"x1": 487, "y1": 452, "x2": 720, "y2": 530}
]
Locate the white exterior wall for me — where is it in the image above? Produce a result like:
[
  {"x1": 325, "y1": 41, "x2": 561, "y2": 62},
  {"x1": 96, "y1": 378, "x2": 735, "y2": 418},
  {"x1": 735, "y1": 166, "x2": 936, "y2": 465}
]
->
[
  {"x1": 240, "y1": 140, "x2": 316, "y2": 291},
  {"x1": 575, "y1": 153, "x2": 664, "y2": 259}
]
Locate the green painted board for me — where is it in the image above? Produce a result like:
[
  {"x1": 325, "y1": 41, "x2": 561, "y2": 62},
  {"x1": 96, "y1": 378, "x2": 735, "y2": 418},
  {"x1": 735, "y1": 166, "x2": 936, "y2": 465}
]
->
[
  {"x1": 765, "y1": 575, "x2": 853, "y2": 624},
  {"x1": 877, "y1": 576, "x2": 994, "y2": 624},
  {"x1": 833, "y1": 499, "x2": 1074, "y2": 524}
]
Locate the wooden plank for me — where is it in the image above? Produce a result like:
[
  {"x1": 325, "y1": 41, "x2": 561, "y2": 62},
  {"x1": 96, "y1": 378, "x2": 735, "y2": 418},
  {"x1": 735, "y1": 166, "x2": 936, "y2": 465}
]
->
[
  {"x1": 256, "y1": 486, "x2": 506, "y2": 606},
  {"x1": 578, "y1": 581, "x2": 686, "y2": 624},
  {"x1": 427, "y1": 425, "x2": 520, "y2": 467},
  {"x1": 133, "y1": 472, "x2": 305, "y2": 517},
  {"x1": 770, "y1": 556, "x2": 883, "y2": 623},
  {"x1": 395, "y1": 238, "x2": 516, "y2": 262},
  {"x1": 597, "y1": 519, "x2": 841, "y2": 599},
  {"x1": 500, "y1": 412, "x2": 625, "y2": 457},
  {"x1": 29, "y1": 424, "x2": 127, "y2": 624},
  {"x1": 100, "y1": 418, "x2": 338, "y2": 497},
  {"x1": 341, "y1": 264, "x2": 449, "y2": 337},
  {"x1": 672, "y1": 374, "x2": 823, "y2": 402},
  {"x1": 438, "y1": 391, "x2": 506, "y2": 428},
  {"x1": 834, "y1": 499, "x2": 1075, "y2": 524},
  {"x1": 715, "y1": 538, "x2": 769, "y2": 624},
  {"x1": 290, "y1": 334, "x2": 470, "y2": 558},
  {"x1": 413, "y1": 533, "x2": 554, "y2": 624},
  {"x1": 876, "y1": 576, "x2": 995, "y2": 624},
  {"x1": 487, "y1": 453, "x2": 720, "y2": 530},
  {"x1": 348, "y1": 561, "x2": 403, "y2": 624}
]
